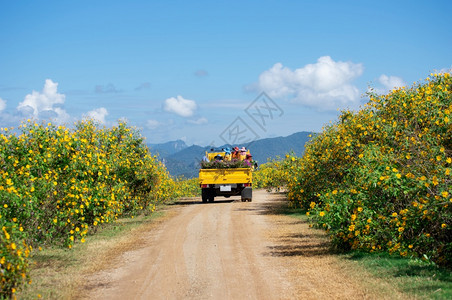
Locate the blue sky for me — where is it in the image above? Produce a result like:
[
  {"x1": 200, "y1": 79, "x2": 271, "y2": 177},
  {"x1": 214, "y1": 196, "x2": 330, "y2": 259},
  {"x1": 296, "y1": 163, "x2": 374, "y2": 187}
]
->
[{"x1": 0, "y1": 0, "x2": 451, "y2": 146}]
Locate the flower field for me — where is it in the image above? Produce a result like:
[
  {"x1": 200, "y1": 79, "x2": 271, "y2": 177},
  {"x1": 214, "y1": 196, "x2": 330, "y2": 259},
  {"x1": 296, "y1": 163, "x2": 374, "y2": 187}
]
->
[
  {"x1": 0, "y1": 120, "x2": 199, "y2": 298},
  {"x1": 252, "y1": 158, "x2": 286, "y2": 191},
  {"x1": 255, "y1": 73, "x2": 451, "y2": 267}
]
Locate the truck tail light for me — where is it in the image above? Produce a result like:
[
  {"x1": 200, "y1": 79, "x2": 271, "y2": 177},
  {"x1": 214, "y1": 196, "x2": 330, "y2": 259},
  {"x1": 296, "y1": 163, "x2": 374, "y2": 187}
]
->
[
  {"x1": 244, "y1": 183, "x2": 251, "y2": 187},
  {"x1": 201, "y1": 184, "x2": 209, "y2": 188}
]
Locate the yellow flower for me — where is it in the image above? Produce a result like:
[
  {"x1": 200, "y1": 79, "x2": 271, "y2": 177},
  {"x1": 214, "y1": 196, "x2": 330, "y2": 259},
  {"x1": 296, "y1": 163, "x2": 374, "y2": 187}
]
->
[
  {"x1": 348, "y1": 225, "x2": 355, "y2": 231},
  {"x1": 442, "y1": 191, "x2": 449, "y2": 198},
  {"x1": 442, "y1": 224, "x2": 447, "y2": 228},
  {"x1": 392, "y1": 212, "x2": 398, "y2": 217},
  {"x1": 319, "y1": 211, "x2": 325, "y2": 217},
  {"x1": 398, "y1": 227, "x2": 404, "y2": 232},
  {"x1": 432, "y1": 176, "x2": 439, "y2": 185}
]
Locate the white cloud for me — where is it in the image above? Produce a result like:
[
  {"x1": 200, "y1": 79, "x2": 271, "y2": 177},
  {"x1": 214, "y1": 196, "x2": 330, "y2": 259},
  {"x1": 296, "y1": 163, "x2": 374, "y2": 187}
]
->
[
  {"x1": 188, "y1": 117, "x2": 208, "y2": 125},
  {"x1": 252, "y1": 56, "x2": 364, "y2": 110},
  {"x1": 164, "y1": 95, "x2": 197, "y2": 117},
  {"x1": 434, "y1": 67, "x2": 452, "y2": 74},
  {"x1": 135, "y1": 82, "x2": 151, "y2": 91},
  {"x1": 0, "y1": 97, "x2": 6, "y2": 112},
  {"x1": 369, "y1": 74, "x2": 406, "y2": 95},
  {"x1": 84, "y1": 107, "x2": 108, "y2": 124},
  {"x1": 146, "y1": 119, "x2": 162, "y2": 129},
  {"x1": 17, "y1": 79, "x2": 70, "y2": 123},
  {"x1": 378, "y1": 74, "x2": 406, "y2": 91},
  {"x1": 95, "y1": 83, "x2": 120, "y2": 94}
]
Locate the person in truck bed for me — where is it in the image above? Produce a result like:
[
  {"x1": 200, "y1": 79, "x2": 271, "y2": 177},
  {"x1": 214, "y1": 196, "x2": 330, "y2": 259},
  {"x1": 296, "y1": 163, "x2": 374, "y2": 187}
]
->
[
  {"x1": 239, "y1": 147, "x2": 247, "y2": 160},
  {"x1": 232, "y1": 146, "x2": 240, "y2": 159},
  {"x1": 245, "y1": 154, "x2": 258, "y2": 170}
]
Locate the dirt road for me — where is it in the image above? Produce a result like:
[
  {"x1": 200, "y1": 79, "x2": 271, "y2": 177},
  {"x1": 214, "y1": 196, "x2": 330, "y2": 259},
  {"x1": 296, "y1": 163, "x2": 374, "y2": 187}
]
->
[{"x1": 84, "y1": 190, "x2": 382, "y2": 300}]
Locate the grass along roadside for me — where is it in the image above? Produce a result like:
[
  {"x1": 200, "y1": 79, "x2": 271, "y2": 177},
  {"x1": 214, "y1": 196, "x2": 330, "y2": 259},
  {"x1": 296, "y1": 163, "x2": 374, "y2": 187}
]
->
[
  {"x1": 16, "y1": 204, "x2": 177, "y2": 300},
  {"x1": 343, "y1": 252, "x2": 452, "y2": 300},
  {"x1": 283, "y1": 206, "x2": 452, "y2": 299}
]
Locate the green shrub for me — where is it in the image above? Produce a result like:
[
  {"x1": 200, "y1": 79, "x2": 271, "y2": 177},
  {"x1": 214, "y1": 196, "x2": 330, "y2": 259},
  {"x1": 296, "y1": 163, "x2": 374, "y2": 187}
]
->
[
  {"x1": 282, "y1": 73, "x2": 451, "y2": 266},
  {"x1": 0, "y1": 120, "x2": 192, "y2": 296}
]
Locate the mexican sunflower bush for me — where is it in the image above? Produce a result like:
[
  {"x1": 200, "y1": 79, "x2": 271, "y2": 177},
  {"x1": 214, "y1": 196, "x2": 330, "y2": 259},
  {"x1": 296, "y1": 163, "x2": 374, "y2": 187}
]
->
[
  {"x1": 0, "y1": 120, "x2": 196, "y2": 298},
  {"x1": 253, "y1": 158, "x2": 288, "y2": 191},
  {"x1": 283, "y1": 73, "x2": 451, "y2": 266}
]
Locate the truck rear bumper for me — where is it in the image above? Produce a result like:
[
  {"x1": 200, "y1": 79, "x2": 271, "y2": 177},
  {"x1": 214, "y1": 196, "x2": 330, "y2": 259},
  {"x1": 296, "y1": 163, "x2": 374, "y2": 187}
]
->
[{"x1": 201, "y1": 184, "x2": 250, "y2": 197}]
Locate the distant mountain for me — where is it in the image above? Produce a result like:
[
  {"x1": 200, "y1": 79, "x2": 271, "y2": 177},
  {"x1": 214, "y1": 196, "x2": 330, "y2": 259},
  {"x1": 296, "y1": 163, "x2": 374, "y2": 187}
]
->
[
  {"x1": 164, "y1": 145, "x2": 206, "y2": 178},
  {"x1": 246, "y1": 132, "x2": 311, "y2": 164},
  {"x1": 151, "y1": 132, "x2": 312, "y2": 178},
  {"x1": 148, "y1": 139, "x2": 188, "y2": 158}
]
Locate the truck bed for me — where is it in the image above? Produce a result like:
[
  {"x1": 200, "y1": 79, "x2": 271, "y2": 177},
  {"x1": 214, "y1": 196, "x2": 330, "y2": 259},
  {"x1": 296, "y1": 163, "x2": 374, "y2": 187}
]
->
[{"x1": 199, "y1": 168, "x2": 252, "y2": 185}]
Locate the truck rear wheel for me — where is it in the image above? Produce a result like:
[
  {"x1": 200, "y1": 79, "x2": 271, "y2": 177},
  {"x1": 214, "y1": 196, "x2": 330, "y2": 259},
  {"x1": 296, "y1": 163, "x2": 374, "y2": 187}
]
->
[
  {"x1": 241, "y1": 187, "x2": 252, "y2": 202},
  {"x1": 201, "y1": 188, "x2": 209, "y2": 203},
  {"x1": 208, "y1": 188, "x2": 215, "y2": 202}
]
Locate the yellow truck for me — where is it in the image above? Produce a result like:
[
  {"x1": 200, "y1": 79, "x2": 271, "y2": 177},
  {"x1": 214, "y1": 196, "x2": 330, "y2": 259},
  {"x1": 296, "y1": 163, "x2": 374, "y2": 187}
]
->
[{"x1": 199, "y1": 150, "x2": 253, "y2": 203}]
